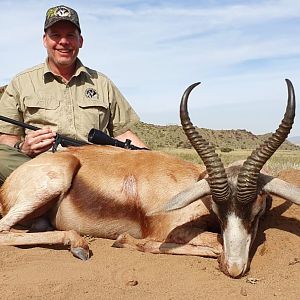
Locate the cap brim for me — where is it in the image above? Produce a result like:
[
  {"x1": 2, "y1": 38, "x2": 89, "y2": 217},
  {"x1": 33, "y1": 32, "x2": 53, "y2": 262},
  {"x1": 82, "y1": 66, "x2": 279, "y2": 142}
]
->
[{"x1": 44, "y1": 19, "x2": 81, "y2": 33}]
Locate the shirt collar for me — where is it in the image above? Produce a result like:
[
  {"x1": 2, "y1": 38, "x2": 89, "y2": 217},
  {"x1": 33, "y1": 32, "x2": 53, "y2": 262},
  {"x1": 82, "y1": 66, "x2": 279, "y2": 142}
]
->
[{"x1": 43, "y1": 58, "x2": 91, "y2": 81}]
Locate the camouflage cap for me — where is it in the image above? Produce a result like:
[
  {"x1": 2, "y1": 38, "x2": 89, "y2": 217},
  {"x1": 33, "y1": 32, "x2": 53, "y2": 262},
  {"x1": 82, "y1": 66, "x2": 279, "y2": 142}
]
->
[{"x1": 44, "y1": 5, "x2": 81, "y2": 33}]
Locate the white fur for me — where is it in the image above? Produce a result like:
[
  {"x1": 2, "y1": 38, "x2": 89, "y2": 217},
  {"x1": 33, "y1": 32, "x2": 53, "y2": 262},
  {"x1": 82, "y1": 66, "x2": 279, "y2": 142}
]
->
[{"x1": 223, "y1": 213, "x2": 251, "y2": 277}]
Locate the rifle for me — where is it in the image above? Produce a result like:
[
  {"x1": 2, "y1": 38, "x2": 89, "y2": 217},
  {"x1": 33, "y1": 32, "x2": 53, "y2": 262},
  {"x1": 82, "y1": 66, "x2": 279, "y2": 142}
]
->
[{"x1": 0, "y1": 115, "x2": 148, "y2": 152}]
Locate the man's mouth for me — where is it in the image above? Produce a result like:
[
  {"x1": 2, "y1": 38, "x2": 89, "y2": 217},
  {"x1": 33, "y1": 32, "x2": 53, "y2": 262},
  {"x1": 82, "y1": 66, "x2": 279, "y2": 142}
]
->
[{"x1": 56, "y1": 49, "x2": 72, "y2": 54}]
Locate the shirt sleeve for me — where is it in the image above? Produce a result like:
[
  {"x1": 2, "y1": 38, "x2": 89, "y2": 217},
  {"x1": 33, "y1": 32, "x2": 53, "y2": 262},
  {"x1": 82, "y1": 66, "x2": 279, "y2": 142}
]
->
[
  {"x1": 107, "y1": 80, "x2": 140, "y2": 137},
  {"x1": 0, "y1": 79, "x2": 24, "y2": 136}
]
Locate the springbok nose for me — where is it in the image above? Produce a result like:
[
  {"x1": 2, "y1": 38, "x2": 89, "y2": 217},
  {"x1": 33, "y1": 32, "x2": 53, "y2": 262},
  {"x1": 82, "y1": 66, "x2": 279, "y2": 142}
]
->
[{"x1": 227, "y1": 260, "x2": 246, "y2": 278}]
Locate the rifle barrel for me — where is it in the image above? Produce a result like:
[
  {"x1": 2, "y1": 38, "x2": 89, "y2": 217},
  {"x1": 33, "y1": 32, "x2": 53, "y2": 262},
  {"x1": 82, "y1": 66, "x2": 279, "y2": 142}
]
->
[
  {"x1": 0, "y1": 115, "x2": 87, "y2": 147},
  {"x1": 0, "y1": 115, "x2": 40, "y2": 131}
]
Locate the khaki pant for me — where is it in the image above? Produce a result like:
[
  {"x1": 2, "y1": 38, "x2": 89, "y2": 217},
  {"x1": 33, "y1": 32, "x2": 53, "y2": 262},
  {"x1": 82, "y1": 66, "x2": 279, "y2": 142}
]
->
[{"x1": 0, "y1": 144, "x2": 31, "y2": 185}]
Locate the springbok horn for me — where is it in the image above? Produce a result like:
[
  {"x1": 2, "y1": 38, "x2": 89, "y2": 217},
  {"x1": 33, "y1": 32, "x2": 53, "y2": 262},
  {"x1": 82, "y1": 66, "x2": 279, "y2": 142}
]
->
[
  {"x1": 260, "y1": 174, "x2": 300, "y2": 205},
  {"x1": 147, "y1": 179, "x2": 212, "y2": 215},
  {"x1": 180, "y1": 82, "x2": 230, "y2": 203},
  {"x1": 237, "y1": 79, "x2": 296, "y2": 203}
]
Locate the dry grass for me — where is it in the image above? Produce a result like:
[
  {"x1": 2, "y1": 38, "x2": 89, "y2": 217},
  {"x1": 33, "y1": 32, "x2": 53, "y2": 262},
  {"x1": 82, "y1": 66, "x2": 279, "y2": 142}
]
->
[{"x1": 160, "y1": 148, "x2": 300, "y2": 176}]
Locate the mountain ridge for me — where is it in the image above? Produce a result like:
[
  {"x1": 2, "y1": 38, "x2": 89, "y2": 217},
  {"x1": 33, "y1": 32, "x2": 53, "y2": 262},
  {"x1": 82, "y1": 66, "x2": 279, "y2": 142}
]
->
[
  {"x1": 131, "y1": 122, "x2": 299, "y2": 150},
  {"x1": 288, "y1": 136, "x2": 300, "y2": 145}
]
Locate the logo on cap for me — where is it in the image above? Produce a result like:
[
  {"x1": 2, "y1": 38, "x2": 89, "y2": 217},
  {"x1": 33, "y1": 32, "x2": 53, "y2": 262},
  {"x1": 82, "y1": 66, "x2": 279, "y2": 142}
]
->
[{"x1": 55, "y1": 7, "x2": 71, "y2": 17}]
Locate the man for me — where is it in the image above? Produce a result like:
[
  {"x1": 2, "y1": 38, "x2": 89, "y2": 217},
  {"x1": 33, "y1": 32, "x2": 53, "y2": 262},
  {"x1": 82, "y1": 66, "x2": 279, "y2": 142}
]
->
[{"x1": 0, "y1": 5, "x2": 146, "y2": 184}]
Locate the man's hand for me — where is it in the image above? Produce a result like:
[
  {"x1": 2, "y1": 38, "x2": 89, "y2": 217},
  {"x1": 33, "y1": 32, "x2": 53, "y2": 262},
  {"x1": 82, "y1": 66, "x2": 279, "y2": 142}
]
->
[
  {"x1": 20, "y1": 128, "x2": 56, "y2": 157},
  {"x1": 115, "y1": 130, "x2": 147, "y2": 149}
]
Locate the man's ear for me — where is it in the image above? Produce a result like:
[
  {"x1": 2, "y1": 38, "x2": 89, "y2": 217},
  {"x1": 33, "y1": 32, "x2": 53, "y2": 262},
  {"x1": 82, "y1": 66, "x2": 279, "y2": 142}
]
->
[
  {"x1": 79, "y1": 35, "x2": 83, "y2": 48},
  {"x1": 43, "y1": 34, "x2": 47, "y2": 48}
]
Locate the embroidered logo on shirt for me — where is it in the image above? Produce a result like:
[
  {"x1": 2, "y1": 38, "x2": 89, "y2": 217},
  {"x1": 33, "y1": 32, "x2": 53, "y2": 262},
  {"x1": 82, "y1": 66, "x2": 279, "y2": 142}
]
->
[{"x1": 85, "y1": 88, "x2": 97, "y2": 99}]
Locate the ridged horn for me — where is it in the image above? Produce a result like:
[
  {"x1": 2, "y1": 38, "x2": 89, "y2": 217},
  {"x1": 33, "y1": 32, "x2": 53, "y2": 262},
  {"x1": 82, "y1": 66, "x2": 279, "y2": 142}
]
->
[
  {"x1": 237, "y1": 79, "x2": 296, "y2": 203},
  {"x1": 180, "y1": 82, "x2": 230, "y2": 203}
]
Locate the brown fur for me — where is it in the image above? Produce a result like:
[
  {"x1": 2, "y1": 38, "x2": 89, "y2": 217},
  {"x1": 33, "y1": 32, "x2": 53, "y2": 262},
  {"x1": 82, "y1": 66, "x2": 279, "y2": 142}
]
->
[
  {"x1": 1, "y1": 146, "x2": 298, "y2": 277},
  {"x1": 0, "y1": 146, "x2": 214, "y2": 244},
  {"x1": 278, "y1": 169, "x2": 300, "y2": 186}
]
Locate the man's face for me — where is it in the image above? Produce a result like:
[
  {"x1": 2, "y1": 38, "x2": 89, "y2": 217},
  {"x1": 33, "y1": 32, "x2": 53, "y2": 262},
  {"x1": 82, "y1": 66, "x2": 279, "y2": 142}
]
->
[{"x1": 43, "y1": 21, "x2": 83, "y2": 70}]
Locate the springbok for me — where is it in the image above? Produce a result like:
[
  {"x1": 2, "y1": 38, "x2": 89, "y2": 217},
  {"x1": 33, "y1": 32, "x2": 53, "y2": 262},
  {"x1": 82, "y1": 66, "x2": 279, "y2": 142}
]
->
[{"x1": 0, "y1": 79, "x2": 299, "y2": 278}]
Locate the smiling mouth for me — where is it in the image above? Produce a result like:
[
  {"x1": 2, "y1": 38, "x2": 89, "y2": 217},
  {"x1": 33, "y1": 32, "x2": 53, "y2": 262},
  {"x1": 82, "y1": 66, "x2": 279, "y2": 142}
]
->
[{"x1": 56, "y1": 49, "x2": 72, "y2": 54}]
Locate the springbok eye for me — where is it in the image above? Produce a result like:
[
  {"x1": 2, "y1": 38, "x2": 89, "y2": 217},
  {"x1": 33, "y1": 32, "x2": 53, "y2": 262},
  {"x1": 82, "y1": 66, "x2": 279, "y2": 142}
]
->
[
  {"x1": 250, "y1": 197, "x2": 266, "y2": 220},
  {"x1": 250, "y1": 206, "x2": 265, "y2": 226}
]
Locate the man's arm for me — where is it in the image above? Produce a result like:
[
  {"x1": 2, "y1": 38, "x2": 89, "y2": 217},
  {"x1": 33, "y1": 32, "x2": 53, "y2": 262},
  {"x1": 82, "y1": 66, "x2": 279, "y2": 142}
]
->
[
  {"x1": 115, "y1": 130, "x2": 147, "y2": 149},
  {"x1": 0, "y1": 129, "x2": 56, "y2": 157},
  {"x1": 0, "y1": 133, "x2": 19, "y2": 147}
]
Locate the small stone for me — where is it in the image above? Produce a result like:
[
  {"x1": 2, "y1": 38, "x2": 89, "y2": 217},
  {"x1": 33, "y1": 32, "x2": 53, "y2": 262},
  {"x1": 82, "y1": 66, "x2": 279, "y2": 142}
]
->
[
  {"x1": 288, "y1": 258, "x2": 299, "y2": 265},
  {"x1": 240, "y1": 287, "x2": 247, "y2": 296},
  {"x1": 246, "y1": 277, "x2": 260, "y2": 284},
  {"x1": 259, "y1": 243, "x2": 267, "y2": 256},
  {"x1": 126, "y1": 280, "x2": 138, "y2": 286}
]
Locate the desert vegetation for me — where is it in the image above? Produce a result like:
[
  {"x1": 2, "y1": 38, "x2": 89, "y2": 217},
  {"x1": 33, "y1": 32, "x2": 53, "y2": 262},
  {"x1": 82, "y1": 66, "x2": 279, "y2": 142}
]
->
[
  {"x1": 161, "y1": 148, "x2": 300, "y2": 176},
  {"x1": 130, "y1": 122, "x2": 300, "y2": 176}
]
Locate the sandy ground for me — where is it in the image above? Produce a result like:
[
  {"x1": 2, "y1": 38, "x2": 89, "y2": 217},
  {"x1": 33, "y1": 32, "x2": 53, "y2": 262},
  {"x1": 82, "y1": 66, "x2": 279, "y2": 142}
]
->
[{"x1": 0, "y1": 169, "x2": 299, "y2": 300}]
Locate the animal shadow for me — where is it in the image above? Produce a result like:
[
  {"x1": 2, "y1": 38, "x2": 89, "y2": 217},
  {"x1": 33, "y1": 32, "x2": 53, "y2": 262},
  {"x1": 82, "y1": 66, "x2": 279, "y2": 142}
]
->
[{"x1": 250, "y1": 199, "x2": 300, "y2": 261}]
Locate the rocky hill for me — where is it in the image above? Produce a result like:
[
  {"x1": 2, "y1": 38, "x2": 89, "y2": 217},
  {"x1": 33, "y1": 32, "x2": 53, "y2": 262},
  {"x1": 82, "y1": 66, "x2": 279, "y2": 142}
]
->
[
  {"x1": 0, "y1": 85, "x2": 7, "y2": 94},
  {"x1": 289, "y1": 136, "x2": 300, "y2": 145},
  {"x1": 131, "y1": 122, "x2": 299, "y2": 150}
]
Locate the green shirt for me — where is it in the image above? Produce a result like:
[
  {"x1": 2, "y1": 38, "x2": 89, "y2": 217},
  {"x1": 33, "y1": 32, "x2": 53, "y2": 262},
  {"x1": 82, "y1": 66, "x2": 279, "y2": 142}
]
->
[{"x1": 0, "y1": 59, "x2": 139, "y2": 141}]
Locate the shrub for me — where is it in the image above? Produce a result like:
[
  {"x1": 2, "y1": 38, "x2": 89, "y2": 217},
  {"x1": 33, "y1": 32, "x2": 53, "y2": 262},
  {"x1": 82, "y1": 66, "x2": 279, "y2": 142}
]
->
[{"x1": 220, "y1": 147, "x2": 234, "y2": 153}]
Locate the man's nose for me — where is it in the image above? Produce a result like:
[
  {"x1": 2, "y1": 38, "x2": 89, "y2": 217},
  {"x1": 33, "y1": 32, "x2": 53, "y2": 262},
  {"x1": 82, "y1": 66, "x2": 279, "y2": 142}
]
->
[{"x1": 59, "y1": 37, "x2": 69, "y2": 44}]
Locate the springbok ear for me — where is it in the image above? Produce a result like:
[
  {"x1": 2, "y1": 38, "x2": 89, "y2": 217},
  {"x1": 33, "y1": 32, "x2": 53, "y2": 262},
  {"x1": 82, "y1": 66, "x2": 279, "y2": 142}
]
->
[
  {"x1": 147, "y1": 179, "x2": 211, "y2": 216},
  {"x1": 261, "y1": 174, "x2": 300, "y2": 205}
]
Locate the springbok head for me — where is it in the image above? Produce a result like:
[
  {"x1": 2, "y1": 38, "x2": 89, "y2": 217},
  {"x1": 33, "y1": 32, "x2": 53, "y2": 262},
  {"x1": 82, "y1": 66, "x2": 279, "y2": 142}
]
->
[{"x1": 162, "y1": 79, "x2": 299, "y2": 278}]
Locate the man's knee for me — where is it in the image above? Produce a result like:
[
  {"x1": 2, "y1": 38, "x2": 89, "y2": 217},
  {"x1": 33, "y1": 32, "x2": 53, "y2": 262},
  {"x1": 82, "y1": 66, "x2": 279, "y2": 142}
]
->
[{"x1": 0, "y1": 144, "x2": 31, "y2": 184}]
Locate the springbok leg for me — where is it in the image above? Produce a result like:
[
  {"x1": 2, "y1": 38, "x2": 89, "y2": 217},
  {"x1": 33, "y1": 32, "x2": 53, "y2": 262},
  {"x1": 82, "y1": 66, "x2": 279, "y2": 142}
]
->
[
  {"x1": 0, "y1": 230, "x2": 89, "y2": 260},
  {"x1": 0, "y1": 152, "x2": 80, "y2": 232},
  {"x1": 112, "y1": 232, "x2": 222, "y2": 258}
]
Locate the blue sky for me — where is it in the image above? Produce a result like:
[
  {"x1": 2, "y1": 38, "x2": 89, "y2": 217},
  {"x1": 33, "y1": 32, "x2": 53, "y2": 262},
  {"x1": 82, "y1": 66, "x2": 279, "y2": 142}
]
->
[{"x1": 1, "y1": 0, "x2": 299, "y2": 136}]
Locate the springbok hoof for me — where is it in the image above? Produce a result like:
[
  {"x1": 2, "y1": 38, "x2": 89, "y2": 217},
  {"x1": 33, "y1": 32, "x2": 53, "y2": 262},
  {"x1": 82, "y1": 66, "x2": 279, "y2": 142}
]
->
[
  {"x1": 71, "y1": 247, "x2": 90, "y2": 260},
  {"x1": 112, "y1": 233, "x2": 128, "y2": 248}
]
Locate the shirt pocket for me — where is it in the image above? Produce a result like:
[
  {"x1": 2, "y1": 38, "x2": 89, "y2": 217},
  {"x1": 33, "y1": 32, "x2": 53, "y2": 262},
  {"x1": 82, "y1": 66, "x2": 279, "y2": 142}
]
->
[
  {"x1": 23, "y1": 93, "x2": 60, "y2": 129},
  {"x1": 77, "y1": 98, "x2": 110, "y2": 134}
]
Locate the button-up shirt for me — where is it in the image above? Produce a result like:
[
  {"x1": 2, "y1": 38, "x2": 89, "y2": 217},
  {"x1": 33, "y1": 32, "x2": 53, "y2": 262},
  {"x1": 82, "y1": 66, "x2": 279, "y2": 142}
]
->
[{"x1": 0, "y1": 59, "x2": 139, "y2": 141}]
